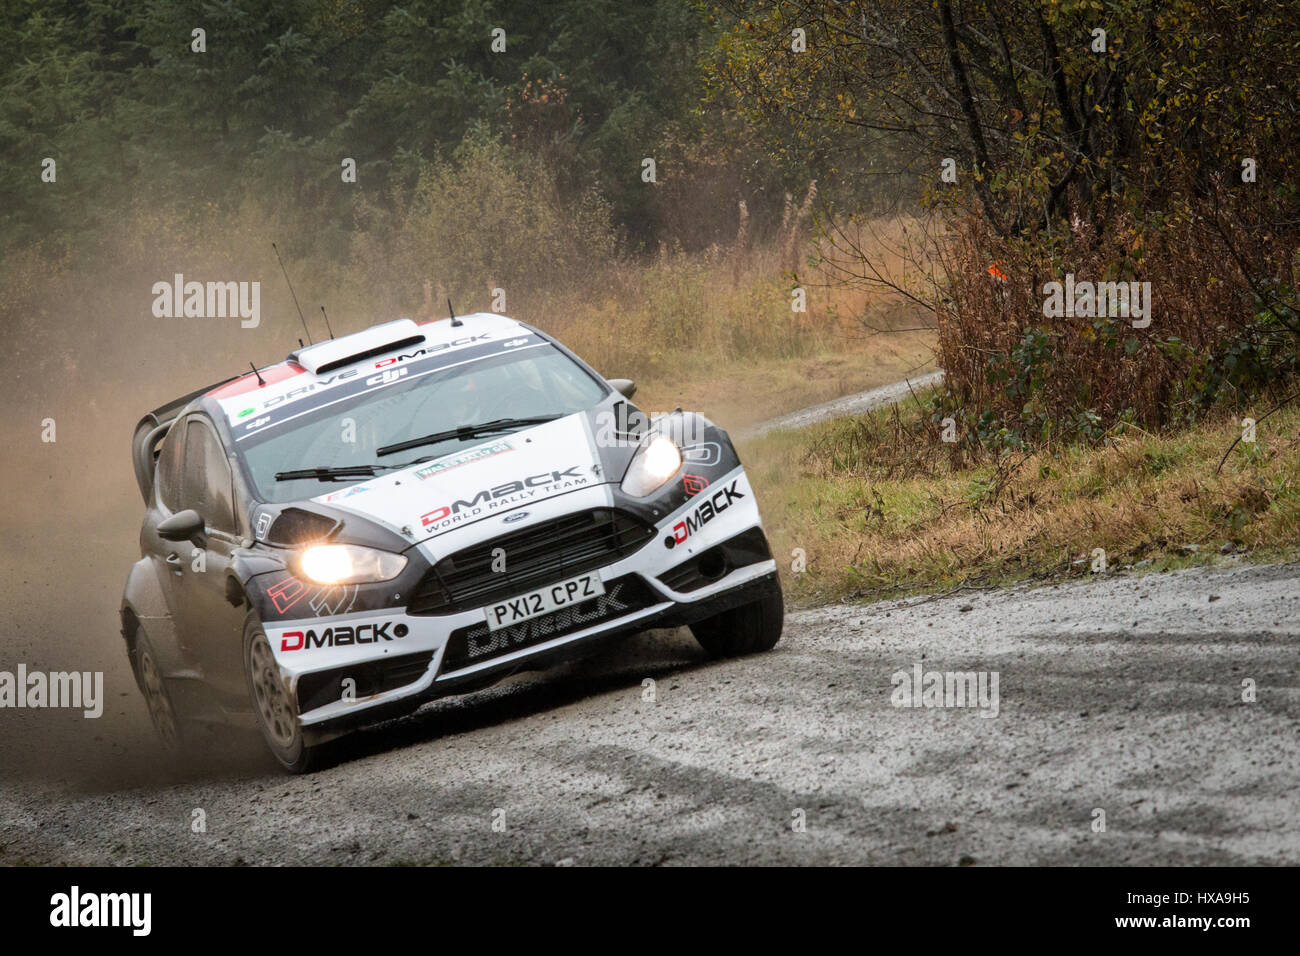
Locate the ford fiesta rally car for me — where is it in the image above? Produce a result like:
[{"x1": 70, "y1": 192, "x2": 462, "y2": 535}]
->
[{"x1": 122, "y1": 313, "x2": 782, "y2": 771}]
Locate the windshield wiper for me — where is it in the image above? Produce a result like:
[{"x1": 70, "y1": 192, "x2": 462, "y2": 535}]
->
[
  {"x1": 274, "y1": 465, "x2": 385, "y2": 482},
  {"x1": 375, "y1": 416, "x2": 560, "y2": 457},
  {"x1": 273, "y1": 450, "x2": 473, "y2": 483}
]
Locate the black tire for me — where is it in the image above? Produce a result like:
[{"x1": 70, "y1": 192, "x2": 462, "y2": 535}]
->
[
  {"x1": 131, "y1": 626, "x2": 184, "y2": 752},
  {"x1": 689, "y1": 582, "x2": 785, "y2": 658},
  {"x1": 242, "y1": 612, "x2": 321, "y2": 774}
]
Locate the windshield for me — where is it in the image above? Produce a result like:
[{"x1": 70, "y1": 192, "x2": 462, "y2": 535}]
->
[{"x1": 239, "y1": 344, "x2": 606, "y2": 503}]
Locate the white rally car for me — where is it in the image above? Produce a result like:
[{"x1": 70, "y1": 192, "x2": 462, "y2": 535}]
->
[{"x1": 121, "y1": 314, "x2": 782, "y2": 771}]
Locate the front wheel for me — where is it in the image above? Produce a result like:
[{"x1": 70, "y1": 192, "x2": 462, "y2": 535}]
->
[
  {"x1": 243, "y1": 613, "x2": 321, "y2": 773},
  {"x1": 690, "y1": 582, "x2": 784, "y2": 658}
]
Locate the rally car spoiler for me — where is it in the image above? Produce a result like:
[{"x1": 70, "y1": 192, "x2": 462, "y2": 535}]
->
[{"x1": 130, "y1": 375, "x2": 239, "y2": 503}]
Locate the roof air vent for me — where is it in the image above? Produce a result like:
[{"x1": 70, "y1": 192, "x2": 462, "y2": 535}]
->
[{"x1": 289, "y1": 319, "x2": 425, "y2": 375}]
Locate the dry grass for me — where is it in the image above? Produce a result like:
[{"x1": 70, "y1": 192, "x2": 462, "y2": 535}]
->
[
  {"x1": 743, "y1": 389, "x2": 1300, "y2": 606},
  {"x1": 1, "y1": 199, "x2": 935, "y2": 433}
]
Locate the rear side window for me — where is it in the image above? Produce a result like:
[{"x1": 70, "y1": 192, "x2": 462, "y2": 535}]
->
[
  {"x1": 180, "y1": 419, "x2": 237, "y2": 534},
  {"x1": 155, "y1": 423, "x2": 185, "y2": 512}
]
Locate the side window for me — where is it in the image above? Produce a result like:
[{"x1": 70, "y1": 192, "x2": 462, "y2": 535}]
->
[
  {"x1": 155, "y1": 422, "x2": 185, "y2": 512},
  {"x1": 180, "y1": 419, "x2": 237, "y2": 534}
]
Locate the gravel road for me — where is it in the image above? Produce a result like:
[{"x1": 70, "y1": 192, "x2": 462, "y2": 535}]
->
[
  {"x1": 737, "y1": 369, "x2": 944, "y2": 439},
  {"x1": 3, "y1": 559, "x2": 1296, "y2": 866}
]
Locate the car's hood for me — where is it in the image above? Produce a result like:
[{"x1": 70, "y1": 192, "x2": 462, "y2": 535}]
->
[{"x1": 308, "y1": 413, "x2": 610, "y2": 546}]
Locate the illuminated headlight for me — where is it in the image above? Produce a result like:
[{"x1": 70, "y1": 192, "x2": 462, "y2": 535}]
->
[
  {"x1": 297, "y1": 544, "x2": 407, "y2": 585},
  {"x1": 621, "y1": 434, "x2": 683, "y2": 497}
]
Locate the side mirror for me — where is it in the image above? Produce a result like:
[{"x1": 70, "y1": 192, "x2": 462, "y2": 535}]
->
[
  {"x1": 608, "y1": 378, "x2": 637, "y2": 400},
  {"x1": 158, "y1": 509, "x2": 206, "y2": 542}
]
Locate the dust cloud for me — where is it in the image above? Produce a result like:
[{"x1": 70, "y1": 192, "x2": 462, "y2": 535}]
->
[{"x1": 0, "y1": 241, "x2": 323, "y2": 789}]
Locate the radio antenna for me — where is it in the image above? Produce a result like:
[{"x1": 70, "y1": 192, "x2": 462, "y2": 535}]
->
[
  {"x1": 249, "y1": 361, "x2": 266, "y2": 386},
  {"x1": 272, "y1": 242, "x2": 312, "y2": 345},
  {"x1": 448, "y1": 298, "x2": 462, "y2": 327},
  {"x1": 320, "y1": 305, "x2": 336, "y2": 340}
]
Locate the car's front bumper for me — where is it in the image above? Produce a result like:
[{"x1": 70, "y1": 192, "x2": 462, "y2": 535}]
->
[{"x1": 296, "y1": 564, "x2": 781, "y2": 745}]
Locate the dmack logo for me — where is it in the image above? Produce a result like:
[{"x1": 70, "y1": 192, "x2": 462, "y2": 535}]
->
[
  {"x1": 665, "y1": 481, "x2": 745, "y2": 548},
  {"x1": 280, "y1": 622, "x2": 409, "y2": 652},
  {"x1": 373, "y1": 333, "x2": 492, "y2": 368},
  {"x1": 421, "y1": 467, "x2": 584, "y2": 526}
]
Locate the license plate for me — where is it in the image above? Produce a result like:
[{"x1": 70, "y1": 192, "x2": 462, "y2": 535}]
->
[{"x1": 484, "y1": 572, "x2": 606, "y2": 631}]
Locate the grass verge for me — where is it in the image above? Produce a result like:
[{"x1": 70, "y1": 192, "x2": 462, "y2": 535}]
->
[{"x1": 742, "y1": 389, "x2": 1300, "y2": 606}]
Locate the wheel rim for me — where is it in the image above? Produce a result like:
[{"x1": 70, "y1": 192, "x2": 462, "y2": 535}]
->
[
  {"x1": 139, "y1": 647, "x2": 179, "y2": 748},
  {"x1": 249, "y1": 633, "x2": 298, "y2": 750}
]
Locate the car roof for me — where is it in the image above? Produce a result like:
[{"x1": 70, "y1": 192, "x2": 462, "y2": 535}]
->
[{"x1": 204, "y1": 313, "x2": 531, "y2": 403}]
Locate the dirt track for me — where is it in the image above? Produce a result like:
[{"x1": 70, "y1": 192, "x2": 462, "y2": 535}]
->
[{"x1": 2, "y1": 557, "x2": 1296, "y2": 866}]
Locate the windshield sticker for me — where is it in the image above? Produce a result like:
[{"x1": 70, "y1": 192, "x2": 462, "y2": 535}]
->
[
  {"x1": 414, "y1": 440, "x2": 514, "y2": 481},
  {"x1": 315, "y1": 483, "x2": 372, "y2": 504}
]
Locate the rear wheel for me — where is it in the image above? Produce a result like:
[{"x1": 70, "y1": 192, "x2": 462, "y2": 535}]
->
[
  {"x1": 134, "y1": 628, "x2": 183, "y2": 751},
  {"x1": 690, "y1": 582, "x2": 784, "y2": 658},
  {"x1": 243, "y1": 613, "x2": 321, "y2": 773}
]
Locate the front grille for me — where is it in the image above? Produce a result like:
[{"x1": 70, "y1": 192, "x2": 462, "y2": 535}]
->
[
  {"x1": 439, "y1": 575, "x2": 658, "y2": 672},
  {"x1": 295, "y1": 650, "x2": 435, "y2": 714},
  {"x1": 407, "y1": 508, "x2": 655, "y2": 615}
]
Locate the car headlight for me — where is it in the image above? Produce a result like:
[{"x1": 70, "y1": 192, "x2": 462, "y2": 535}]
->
[
  {"x1": 297, "y1": 544, "x2": 407, "y2": 585},
  {"x1": 621, "y1": 434, "x2": 683, "y2": 497}
]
